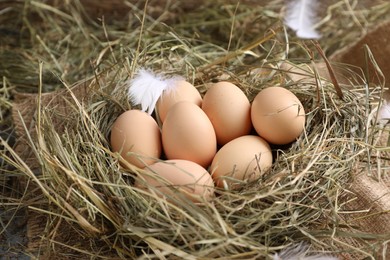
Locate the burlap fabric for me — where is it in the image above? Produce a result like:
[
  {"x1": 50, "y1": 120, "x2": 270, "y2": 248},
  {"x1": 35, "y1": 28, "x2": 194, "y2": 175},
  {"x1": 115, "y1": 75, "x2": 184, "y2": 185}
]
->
[
  {"x1": 12, "y1": 80, "x2": 91, "y2": 171},
  {"x1": 331, "y1": 20, "x2": 390, "y2": 88},
  {"x1": 12, "y1": 80, "x2": 95, "y2": 258},
  {"x1": 283, "y1": 20, "x2": 390, "y2": 259},
  {"x1": 330, "y1": 20, "x2": 390, "y2": 260}
]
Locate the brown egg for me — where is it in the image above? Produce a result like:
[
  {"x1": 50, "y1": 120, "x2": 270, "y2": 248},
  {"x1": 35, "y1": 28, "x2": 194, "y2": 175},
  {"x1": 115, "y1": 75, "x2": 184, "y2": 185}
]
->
[
  {"x1": 110, "y1": 110, "x2": 161, "y2": 168},
  {"x1": 251, "y1": 87, "x2": 305, "y2": 145},
  {"x1": 210, "y1": 135, "x2": 272, "y2": 190},
  {"x1": 202, "y1": 81, "x2": 252, "y2": 145},
  {"x1": 162, "y1": 101, "x2": 217, "y2": 168},
  {"x1": 135, "y1": 159, "x2": 215, "y2": 202},
  {"x1": 157, "y1": 80, "x2": 202, "y2": 123}
]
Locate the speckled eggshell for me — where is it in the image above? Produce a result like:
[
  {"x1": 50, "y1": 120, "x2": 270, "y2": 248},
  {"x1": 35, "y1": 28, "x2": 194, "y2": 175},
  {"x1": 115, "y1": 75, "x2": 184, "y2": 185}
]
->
[
  {"x1": 110, "y1": 110, "x2": 161, "y2": 168},
  {"x1": 210, "y1": 135, "x2": 272, "y2": 190},
  {"x1": 202, "y1": 81, "x2": 252, "y2": 145},
  {"x1": 157, "y1": 80, "x2": 202, "y2": 123},
  {"x1": 251, "y1": 87, "x2": 306, "y2": 145},
  {"x1": 162, "y1": 101, "x2": 217, "y2": 168},
  {"x1": 135, "y1": 159, "x2": 215, "y2": 202}
]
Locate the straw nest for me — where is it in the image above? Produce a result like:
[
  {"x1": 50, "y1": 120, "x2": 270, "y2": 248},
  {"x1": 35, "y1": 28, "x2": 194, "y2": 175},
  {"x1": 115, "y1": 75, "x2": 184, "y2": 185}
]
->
[{"x1": 1, "y1": 0, "x2": 390, "y2": 258}]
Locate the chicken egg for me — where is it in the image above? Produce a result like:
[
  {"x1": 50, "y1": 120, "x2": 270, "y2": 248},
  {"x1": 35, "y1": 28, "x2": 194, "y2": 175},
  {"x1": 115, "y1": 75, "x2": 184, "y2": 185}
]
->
[
  {"x1": 157, "y1": 80, "x2": 202, "y2": 123},
  {"x1": 251, "y1": 87, "x2": 306, "y2": 145},
  {"x1": 202, "y1": 81, "x2": 252, "y2": 145},
  {"x1": 210, "y1": 135, "x2": 272, "y2": 190},
  {"x1": 135, "y1": 159, "x2": 215, "y2": 202},
  {"x1": 162, "y1": 101, "x2": 217, "y2": 168},
  {"x1": 110, "y1": 110, "x2": 161, "y2": 168}
]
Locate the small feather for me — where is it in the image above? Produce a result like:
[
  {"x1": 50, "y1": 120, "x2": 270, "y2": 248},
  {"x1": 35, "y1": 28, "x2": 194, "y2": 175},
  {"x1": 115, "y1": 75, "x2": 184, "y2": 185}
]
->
[
  {"x1": 273, "y1": 243, "x2": 339, "y2": 260},
  {"x1": 284, "y1": 0, "x2": 320, "y2": 39},
  {"x1": 127, "y1": 69, "x2": 183, "y2": 114},
  {"x1": 378, "y1": 101, "x2": 390, "y2": 121}
]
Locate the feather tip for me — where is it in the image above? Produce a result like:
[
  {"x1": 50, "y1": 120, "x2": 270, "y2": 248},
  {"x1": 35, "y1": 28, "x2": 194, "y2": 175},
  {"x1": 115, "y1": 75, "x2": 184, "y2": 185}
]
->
[{"x1": 284, "y1": 0, "x2": 321, "y2": 39}]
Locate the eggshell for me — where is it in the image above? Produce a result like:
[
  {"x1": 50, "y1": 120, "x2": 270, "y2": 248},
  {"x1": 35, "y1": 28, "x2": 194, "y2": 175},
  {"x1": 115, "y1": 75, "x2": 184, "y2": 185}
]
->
[
  {"x1": 251, "y1": 87, "x2": 305, "y2": 145},
  {"x1": 136, "y1": 159, "x2": 215, "y2": 202},
  {"x1": 202, "y1": 81, "x2": 252, "y2": 145},
  {"x1": 110, "y1": 110, "x2": 161, "y2": 168},
  {"x1": 162, "y1": 101, "x2": 217, "y2": 168},
  {"x1": 210, "y1": 135, "x2": 272, "y2": 189},
  {"x1": 157, "y1": 80, "x2": 202, "y2": 123}
]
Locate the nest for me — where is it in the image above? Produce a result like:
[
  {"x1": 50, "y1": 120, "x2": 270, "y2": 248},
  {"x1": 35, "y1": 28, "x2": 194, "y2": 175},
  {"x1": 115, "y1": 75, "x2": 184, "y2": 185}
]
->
[{"x1": 1, "y1": 0, "x2": 390, "y2": 259}]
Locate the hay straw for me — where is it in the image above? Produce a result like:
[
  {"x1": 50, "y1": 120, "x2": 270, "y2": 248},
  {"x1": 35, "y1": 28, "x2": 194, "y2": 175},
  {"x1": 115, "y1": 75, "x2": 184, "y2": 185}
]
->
[
  {"x1": 3, "y1": 30, "x2": 370, "y2": 258},
  {"x1": 1, "y1": 0, "x2": 390, "y2": 258}
]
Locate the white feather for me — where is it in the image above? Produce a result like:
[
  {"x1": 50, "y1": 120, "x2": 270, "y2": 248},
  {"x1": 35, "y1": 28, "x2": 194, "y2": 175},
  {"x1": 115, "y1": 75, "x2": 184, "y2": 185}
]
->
[
  {"x1": 273, "y1": 243, "x2": 339, "y2": 260},
  {"x1": 378, "y1": 100, "x2": 390, "y2": 121},
  {"x1": 127, "y1": 69, "x2": 183, "y2": 114},
  {"x1": 284, "y1": 0, "x2": 320, "y2": 39}
]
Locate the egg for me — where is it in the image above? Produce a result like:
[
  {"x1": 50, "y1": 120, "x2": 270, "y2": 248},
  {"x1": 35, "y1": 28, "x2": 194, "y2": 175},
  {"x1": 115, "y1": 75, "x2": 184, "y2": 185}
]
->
[
  {"x1": 157, "y1": 80, "x2": 202, "y2": 123},
  {"x1": 210, "y1": 135, "x2": 272, "y2": 189},
  {"x1": 135, "y1": 159, "x2": 215, "y2": 202},
  {"x1": 162, "y1": 101, "x2": 217, "y2": 168},
  {"x1": 110, "y1": 110, "x2": 161, "y2": 168},
  {"x1": 202, "y1": 81, "x2": 252, "y2": 145},
  {"x1": 251, "y1": 87, "x2": 305, "y2": 145}
]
